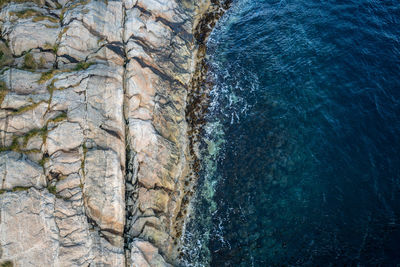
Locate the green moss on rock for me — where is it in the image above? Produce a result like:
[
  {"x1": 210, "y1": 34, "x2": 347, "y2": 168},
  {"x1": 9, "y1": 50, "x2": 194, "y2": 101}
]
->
[
  {"x1": 0, "y1": 260, "x2": 13, "y2": 267},
  {"x1": 38, "y1": 56, "x2": 46, "y2": 68},
  {"x1": 49, "y1": 112, "x2": 67, "y2": 123},
  {"x1": 32, "y1": 15, "x2": 59, "y2": 23},
  {"x1": 47, "y1": 184, "x2": 57, "y2": 195},
  {"x1": 74, "y1": 61, "x2": 94, "y2": 71},
  {"x1": 12, "y1": 101, "x2": 43, "y2": 115},
  {"x1": 23, "y1": 53, "x2": 37, "y2": 70},
  {"x1": 0, "y1": 42, "x2": 14, "y2": 68},
  {"x1": 38, "y1": 70, "x2": 56, "y2": 84},
  {"x1": 0, "y1": 0, "x2": 44, "y2": 8},
  {"x1": 0, "y1": 80, "x2": 8, "y2": 106},
  {"x1": 0, "y1": 137, "x2": 17, "y2": 152},
  {"x1": 10, "y1": 9, "x2": 41, "y2": 19},
  {"x1": 43, "y1": 42, "x2": 58, "y2": 54},
  {"x1": 22, "y1": 126, "x2": 47, "y2": 147},
  {"x1": 12, "y1": 186, "x2": 30, "y2": 192},
  {"x1": 38, "y1": 155, "x2": 49, "y2": 167}
]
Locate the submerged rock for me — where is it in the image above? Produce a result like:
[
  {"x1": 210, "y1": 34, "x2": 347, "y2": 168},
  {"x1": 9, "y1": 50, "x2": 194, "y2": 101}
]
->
[{"x1": 0, "y1": 0, "x2": 229, "y2": 265}]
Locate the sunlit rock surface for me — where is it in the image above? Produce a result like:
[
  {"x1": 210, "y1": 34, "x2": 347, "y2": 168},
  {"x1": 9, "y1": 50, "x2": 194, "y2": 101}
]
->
[{"x1": 0, "y1": 0, "x2": 226, "y2": 265}]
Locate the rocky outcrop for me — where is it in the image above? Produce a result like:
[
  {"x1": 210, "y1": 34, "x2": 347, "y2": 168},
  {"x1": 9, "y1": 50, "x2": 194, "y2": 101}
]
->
[{"x1": 0, "y1": 0, "x2": 228, "y2": 266}]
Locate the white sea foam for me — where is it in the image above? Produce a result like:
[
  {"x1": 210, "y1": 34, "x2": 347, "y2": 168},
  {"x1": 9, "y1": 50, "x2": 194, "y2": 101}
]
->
[{"x1": 179, "y1": 0, "x2": 264, "y2": 264}]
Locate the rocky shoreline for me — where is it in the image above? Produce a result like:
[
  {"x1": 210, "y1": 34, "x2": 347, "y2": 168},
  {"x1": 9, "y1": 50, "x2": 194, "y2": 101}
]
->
[{"x1": 0, "y1": 0, "x2": 229, "y2": 266}]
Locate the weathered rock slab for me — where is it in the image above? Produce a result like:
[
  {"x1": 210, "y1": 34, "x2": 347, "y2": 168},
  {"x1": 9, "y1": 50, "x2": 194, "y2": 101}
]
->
[
  {"x1": 0, "y1": 188, "x2": 59, "y2": 266},
  {"x1": 0, "y1": 152, "x2": 46, "y2": 190}
]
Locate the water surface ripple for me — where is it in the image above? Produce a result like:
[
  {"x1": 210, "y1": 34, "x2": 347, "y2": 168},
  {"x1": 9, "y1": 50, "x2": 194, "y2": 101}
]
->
[{"x1": 183, "y1": 0, "x2": 400, "y2": 265}]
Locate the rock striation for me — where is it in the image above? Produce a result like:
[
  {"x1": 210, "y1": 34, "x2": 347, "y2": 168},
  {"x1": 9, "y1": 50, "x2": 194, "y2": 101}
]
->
[{"x1": 0, "y1": 0, "x2": 229, "y2": 266}]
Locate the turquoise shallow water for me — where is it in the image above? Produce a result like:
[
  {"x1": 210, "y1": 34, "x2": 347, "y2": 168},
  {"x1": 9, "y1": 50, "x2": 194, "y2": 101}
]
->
[{"x1": 182, "y1": 0, "x2": 400, "y2": 266}]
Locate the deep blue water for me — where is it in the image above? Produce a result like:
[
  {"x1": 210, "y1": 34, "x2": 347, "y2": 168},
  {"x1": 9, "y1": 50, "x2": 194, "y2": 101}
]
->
[{"x1": 182, "y1": 0, "x2": 400, "y2": 266}]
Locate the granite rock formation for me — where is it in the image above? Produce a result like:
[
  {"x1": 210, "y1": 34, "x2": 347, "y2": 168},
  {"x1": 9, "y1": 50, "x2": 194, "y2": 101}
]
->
[{"x1": 0, "y1": 0, "x2": 227, "y2": 266}]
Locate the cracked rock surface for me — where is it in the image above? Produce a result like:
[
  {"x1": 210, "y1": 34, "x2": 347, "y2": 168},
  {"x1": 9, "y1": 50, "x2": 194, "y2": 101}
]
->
[{"x1": 0, "y1": 0, "x2": 226, "y2": 266}]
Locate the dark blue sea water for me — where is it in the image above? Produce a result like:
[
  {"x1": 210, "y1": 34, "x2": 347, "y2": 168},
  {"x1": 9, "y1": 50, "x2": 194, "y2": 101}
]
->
[{"x1": 182, "y1": 0, "x2": 400, "y2": 266}]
